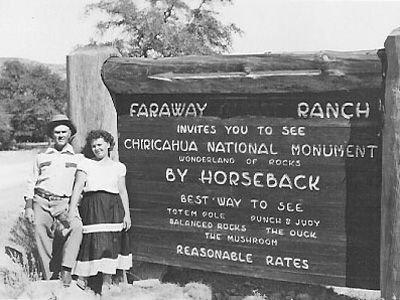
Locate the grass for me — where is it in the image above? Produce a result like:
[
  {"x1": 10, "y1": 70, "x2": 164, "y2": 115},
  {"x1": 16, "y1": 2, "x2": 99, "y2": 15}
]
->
[
  {"x1": 0, "y1": 149, "x2": 36, "y2": 250},
  {"x1": 2, "y1": 247, "x2": 41, "y2": 299},
  {"x1": 0, "y1": 150, "x2": 40, "y2": 298}
]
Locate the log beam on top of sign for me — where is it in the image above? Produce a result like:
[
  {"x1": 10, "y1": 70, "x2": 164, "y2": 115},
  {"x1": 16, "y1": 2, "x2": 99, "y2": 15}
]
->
[
  {"x1": 101, "y1": 51, "x2": 382, "y2": 95},
  {"x1": 381, "y1": 28, "x2": 400, "y2": 299}
]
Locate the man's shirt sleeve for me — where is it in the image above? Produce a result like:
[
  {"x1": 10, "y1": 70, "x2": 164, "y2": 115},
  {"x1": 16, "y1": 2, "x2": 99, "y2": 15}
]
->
[{"x1": 24, "y1": 154, "x2": 40, "y2": 200}]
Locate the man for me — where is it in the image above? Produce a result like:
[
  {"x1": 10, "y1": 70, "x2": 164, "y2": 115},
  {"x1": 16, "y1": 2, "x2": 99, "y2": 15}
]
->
[{"x1": 24, "y1": 114, "x2": 83, "y2": 287}]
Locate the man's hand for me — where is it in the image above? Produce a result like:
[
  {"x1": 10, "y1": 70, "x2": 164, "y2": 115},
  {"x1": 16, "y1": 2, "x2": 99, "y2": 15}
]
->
[{"x1": 24, "y1": 208, "x2": 34, "y2": 223}]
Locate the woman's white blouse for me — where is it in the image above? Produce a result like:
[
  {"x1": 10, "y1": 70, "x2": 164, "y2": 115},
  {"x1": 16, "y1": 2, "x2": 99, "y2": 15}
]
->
[{"x1": 77, "y1": 158, "x2": 127, "y2": 193}]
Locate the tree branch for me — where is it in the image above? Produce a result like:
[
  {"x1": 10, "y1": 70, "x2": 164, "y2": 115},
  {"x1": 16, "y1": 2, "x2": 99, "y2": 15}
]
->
[{"x1": 164, "y1": 4, "x2": 175, "y2": 23}]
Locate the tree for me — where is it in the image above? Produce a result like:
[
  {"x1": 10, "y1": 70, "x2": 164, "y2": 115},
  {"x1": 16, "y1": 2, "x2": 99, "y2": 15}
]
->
[
  {"x1": 0, "y1": 60, "x2": 67, "y2": 143},
  {"x1": 86, "y1": 0, "x2": 242, "y2": 57}
]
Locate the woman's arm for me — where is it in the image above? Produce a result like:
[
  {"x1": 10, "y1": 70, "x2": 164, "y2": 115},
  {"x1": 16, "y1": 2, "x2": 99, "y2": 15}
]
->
[
  {"x1": 118, "y1": 175, "x2": 131, "y2": 231},
  {"x1": 68, "y1": 170, "x2": 86, "y2": 220}
]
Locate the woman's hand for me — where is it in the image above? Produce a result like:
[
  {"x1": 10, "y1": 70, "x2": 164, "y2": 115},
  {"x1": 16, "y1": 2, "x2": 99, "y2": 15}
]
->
[
  {"x1": 123, "y1": 213, "x2": 131, "y2": 231},
  {"x1": 67, "y1": 207, "x2": 77, "y2": 222},
  {"x1": 24, "y1": 208, "x2": 35, "y2": 223}
]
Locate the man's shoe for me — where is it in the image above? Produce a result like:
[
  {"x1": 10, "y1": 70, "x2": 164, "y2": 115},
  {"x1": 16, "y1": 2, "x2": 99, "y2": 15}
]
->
[{"x1": 61, "y1": 270, "x2": 72, "y2": 287}]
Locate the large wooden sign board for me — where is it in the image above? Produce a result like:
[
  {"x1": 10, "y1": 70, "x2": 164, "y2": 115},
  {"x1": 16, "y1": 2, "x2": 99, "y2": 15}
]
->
[{"x1": 102, "y1": 52, "x2": 382, "y2": 289}]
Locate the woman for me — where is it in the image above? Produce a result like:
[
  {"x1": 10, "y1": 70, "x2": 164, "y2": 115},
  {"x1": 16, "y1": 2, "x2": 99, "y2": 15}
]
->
[{"x1": 69, "y1": 130, "x2": 132, "y2": 294}]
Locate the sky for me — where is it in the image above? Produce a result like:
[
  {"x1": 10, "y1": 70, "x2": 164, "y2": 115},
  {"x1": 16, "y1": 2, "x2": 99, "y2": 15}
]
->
[{"x1": 0, "y1": 0, "x2": 400, "y2": 64}]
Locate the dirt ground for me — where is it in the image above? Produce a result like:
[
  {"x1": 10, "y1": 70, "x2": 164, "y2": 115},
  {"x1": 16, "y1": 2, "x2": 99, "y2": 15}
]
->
[{"x1": 0, "y1": 150, "x2": 381, "y2": 300}]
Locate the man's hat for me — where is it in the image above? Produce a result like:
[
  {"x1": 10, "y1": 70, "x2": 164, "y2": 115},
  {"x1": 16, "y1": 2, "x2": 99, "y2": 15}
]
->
[{"x1": 46, "y1": 114, "x2": 77, "y2": 137}]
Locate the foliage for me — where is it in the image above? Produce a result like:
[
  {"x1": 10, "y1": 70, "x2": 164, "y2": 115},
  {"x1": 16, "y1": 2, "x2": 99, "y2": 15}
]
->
[
  {"x1": 2, "y1": 251, "x2": 40, "y2": 299},
  {"x1": 8, "y1": 215, "x2": 42, "y2": 278},
  {"x1": 0, "y1": 60, "x2": 67, "y2": 143},
  {"x1": 0, "y1": 122, "x2": 14, "y2": 150},
  {"x1": 8, "y1": 215, "x2": 39, "y2": 258},
  {"x1": 243, "y1": 290, "x2": 268, "y2": 300},
  {"x1": 3, "y1": 215, "x2": 41, "y2": 298},
  {"x1": 86, "y1": 0, "x2": 242, "y2": 57}
]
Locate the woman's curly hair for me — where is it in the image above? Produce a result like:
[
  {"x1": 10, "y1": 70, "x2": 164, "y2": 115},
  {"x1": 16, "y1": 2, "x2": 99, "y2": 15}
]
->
[{"x1": 83, "y1": 130, "x2": 115, "y2": 158}]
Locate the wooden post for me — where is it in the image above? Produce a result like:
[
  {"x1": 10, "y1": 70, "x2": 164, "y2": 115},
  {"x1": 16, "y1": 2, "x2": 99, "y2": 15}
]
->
[
  {"x1": 381, "y1": 28, "x2": 400, "y2": 299},
  {"x1": 67, "y1": 45, "x2": 119, "y2": 159}
]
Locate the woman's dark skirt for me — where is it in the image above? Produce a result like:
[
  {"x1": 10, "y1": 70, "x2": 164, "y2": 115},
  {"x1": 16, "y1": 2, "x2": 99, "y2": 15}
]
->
[{"x1": 73, "y1": 191, "x2": 132, "y2": 277}]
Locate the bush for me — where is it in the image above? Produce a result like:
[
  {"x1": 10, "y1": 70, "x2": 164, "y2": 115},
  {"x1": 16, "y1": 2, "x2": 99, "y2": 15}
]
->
[
  {"x1": 1, "y1": 215, "x2": 42, "y2": 298},
  {"x1": 1, "y1": 250, "x2": 38, "y2": 298},
  {"x1": 7, "y1": 215, "x2": 42, "y2": 280},
  {"x1": 0, "y1": 126, "x2": 15, "y2": 150}
]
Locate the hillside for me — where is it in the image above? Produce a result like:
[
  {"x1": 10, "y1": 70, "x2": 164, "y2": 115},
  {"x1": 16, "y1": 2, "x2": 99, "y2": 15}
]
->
[{"x1": 0, "y1": 57, "x2": 66, "y2": 79}]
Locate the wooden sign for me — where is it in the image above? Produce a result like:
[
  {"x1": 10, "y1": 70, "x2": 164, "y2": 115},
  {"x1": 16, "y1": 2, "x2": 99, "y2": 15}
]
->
[{"x1": 102, "y1": 52, "x2": 383, "y2": 289}]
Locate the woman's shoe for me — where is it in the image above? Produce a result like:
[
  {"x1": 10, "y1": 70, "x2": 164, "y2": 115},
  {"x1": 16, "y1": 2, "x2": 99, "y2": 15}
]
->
[
  {"x1": 101, "y1": 274, "x2": 112, "y2": 297},
  {"x1": 101, "y1": 283, "x2": 111, "y2": 298},
  {"x1": 76, "y1": 277, "x2": 87, "y2": 291}
]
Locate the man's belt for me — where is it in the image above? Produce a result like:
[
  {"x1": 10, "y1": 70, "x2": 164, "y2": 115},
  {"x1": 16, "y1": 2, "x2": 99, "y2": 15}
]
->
[{"x1": 34, "y1": 188, "x2": 70, "y2": 201}]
